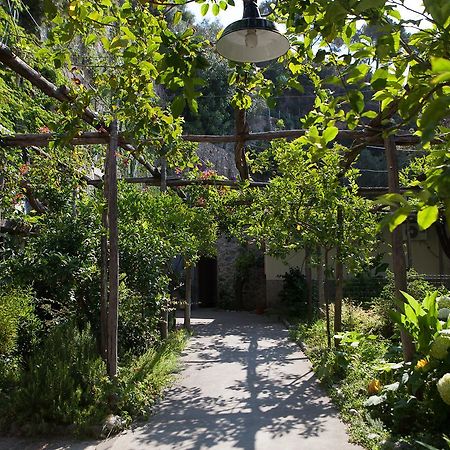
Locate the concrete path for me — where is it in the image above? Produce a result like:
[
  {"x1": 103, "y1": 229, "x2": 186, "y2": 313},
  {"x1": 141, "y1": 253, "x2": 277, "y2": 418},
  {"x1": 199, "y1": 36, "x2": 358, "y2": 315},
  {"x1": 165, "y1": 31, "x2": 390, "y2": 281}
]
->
[{"x1": 0, "y1": 309, "x2": 362, "y2": 450}]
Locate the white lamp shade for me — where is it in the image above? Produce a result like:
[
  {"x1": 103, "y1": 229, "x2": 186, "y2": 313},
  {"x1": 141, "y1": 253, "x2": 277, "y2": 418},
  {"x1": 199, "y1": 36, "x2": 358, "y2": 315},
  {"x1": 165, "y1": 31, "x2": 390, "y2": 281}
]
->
[{"x1": 216, "y1": 18, "x2": 290, "y2": 63}]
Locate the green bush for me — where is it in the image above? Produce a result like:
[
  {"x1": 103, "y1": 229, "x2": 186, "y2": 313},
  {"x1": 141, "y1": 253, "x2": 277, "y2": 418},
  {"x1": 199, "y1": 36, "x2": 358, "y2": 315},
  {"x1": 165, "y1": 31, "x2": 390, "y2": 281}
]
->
[
  {"x1": 118, "y1": 283, "x2": 161, "y2": 356},
  {"x1": 363, "y1": 291, "x2": 450, "y2": 442},
  {"x1": 0, "y1": 320, "x2": 186, "y2": 436},
  {"x1": 278, "y1": 267, "x2": 308, "y2": 315},
  {"x1": 373, "y1": 269, "x2": 449, "y2": 337},
  {"x1": 0, "y1": 287, "x2": 37, "y2": 355},
  {"x1": 1, "y1": 321, "x2": 108, "y2": 434}
]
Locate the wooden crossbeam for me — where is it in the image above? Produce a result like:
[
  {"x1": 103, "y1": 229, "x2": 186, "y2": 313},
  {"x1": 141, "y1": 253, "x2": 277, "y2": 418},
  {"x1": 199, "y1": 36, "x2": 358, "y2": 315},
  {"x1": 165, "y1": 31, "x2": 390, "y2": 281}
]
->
[
  {"x1": 0, "y1": 130, "x2": 428, "y2": 147},
  {"x1": 87, "y1": 176, "x2": 268, "y2": 188}
]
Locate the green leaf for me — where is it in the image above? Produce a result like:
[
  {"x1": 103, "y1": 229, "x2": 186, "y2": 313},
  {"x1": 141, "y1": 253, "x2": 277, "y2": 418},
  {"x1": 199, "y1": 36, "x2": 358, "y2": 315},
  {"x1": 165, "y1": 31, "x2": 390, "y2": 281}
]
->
[
  {"x1": 171, "y1": 96, "x2": 185, "y2": 117},
  {"x1": 431, "y1": 57, "x2": 450, "y2": 83},
  {"x1": 417, "y1": 205, "x2": 438, "y2": 230},
  {"x1": 389, "y1": 309, "x2": 402, "y2": 326},
  {"x1": 349, "y1": 90, "x2": 364, "y2": 113},
  {"x1": 173, "y1": 11, "x2": 182, "y2": 25},
  {"x1": 420, "y1": 97, "x2": 450, "y2": 142},
  {"x1": 371, "y1": 68, "x2": 389, "y2": 91},
  {"x1": 355, "y1": 0, "x2": 386, "y2": 14},
  {"x1": 364, "y1": 394, "x2": 386, "y2": 406},
  {"x1": 200, "y1": 3, "x2": 209, "y2": 15},
  {"x1": 431, "y1": 57, "x2": 450, "y2": 73},
  {"x1": 376, "y1": 193, "x2": 407, "y2": 207},
  {"x1": 323, "y1": 126, "x2": 338, "y2": 144},
  {"x1": 212, "y1": 3, "x2": 220, "y2": 15},
  {"x1": 383, "y1": 205, "x2": 412, "y2": 232},
  {"x1": 401, "y1": 291, "x2": 422, "y2": 316},
  {"x1": 404, "y1": 304, "x2": 419, "y2": 327}
]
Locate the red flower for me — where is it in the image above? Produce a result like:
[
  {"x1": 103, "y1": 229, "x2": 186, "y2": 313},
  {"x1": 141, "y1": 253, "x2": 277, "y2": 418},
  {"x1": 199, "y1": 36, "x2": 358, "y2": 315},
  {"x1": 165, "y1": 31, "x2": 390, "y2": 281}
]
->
[
  {"x1": 39, "y1": 126, "x2": 50, "y2": 133},
  {"x1": 12, "y1": 193, "x2": 24, "y2": 204},
  {"x1": 19, "y1": 163, "x2": 29, "y2": 175},
  {"x1": 196, "y1": 197, "x2": 206, "y2": 206},
  {"x1": 200, "y1": 169, "x2": 216, "y2": 180}
]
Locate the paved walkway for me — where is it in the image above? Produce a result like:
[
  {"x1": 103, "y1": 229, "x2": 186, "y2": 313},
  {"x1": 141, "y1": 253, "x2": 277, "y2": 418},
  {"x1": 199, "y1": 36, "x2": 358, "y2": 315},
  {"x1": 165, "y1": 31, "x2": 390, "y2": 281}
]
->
[{"x1": 0, "y1": 309, "x2": 362, "y2": 450}]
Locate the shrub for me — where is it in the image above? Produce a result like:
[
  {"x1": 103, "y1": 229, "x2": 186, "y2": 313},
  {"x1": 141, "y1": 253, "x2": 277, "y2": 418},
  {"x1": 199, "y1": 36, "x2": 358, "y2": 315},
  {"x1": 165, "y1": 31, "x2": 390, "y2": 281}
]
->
[
  {"x1": 1, "y1": 321, "x2": 108, "y2": 434},
  {"x1": 291, "y1": 316, "x2": 391, "y2": 448},
  {"x1": 118, "y1": 283, "x2": 160, "y2": 356},
  {"x1": 364, "y1": 291, "x2": 450, "y2": 441},
  {"x1": 0, "y1": 321, "x2": 187, "y2": 436},
  {"x1": 278, "y1": 267, "x2": 308, "y2": 315},
  {"x1": 373, "y1": 269, "x2": 449, "y2": 337},
  {"x1": 0, "y1": 287, "x2": 38, "y2": 355}
]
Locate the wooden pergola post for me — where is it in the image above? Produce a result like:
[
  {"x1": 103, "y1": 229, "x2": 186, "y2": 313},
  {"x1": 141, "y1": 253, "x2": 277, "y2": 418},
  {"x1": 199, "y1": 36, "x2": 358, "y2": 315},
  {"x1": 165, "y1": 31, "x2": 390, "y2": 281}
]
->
[
  {"x1": 100, "y1": 186, "x2": 109, "y2": 361},
  {"x1": 384, "y1": 134, "x2": 415, "y2": 361},
  {"x1": 106, "y1": 119, "x2": 120, "y2": 378}
]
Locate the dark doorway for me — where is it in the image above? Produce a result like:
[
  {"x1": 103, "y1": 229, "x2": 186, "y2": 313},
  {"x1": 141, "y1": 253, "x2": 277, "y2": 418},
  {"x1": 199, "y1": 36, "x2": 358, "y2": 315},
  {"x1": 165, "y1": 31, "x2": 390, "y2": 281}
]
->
[{"x1": 198, "y1": 257, "x2": 218, "y2": 307}]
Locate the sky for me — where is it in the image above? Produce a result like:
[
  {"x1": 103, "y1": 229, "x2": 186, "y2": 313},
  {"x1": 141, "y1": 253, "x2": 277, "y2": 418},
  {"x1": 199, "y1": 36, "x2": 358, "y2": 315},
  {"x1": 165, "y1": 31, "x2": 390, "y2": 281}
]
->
[{"x1": 187, "y1": 0, "x2": 428, "y2": 28}]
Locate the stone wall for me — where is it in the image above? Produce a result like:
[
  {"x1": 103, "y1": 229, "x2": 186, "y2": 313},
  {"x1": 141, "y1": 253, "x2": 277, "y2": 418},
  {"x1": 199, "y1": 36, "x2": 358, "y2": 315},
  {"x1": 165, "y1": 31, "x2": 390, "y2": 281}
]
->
[{"x1": 196, "y1": 143, "x2": 266, "y2": 311}]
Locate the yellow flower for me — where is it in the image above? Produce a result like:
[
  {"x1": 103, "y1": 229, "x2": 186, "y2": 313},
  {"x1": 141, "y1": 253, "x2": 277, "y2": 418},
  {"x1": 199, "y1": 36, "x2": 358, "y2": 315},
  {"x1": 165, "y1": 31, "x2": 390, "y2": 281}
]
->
[
  {"x1": 368, "y1": 379, "x2": 382, "y2": 395},
  {"x1": 415, "y1": 358, "x2": 428, "y2": 370}
]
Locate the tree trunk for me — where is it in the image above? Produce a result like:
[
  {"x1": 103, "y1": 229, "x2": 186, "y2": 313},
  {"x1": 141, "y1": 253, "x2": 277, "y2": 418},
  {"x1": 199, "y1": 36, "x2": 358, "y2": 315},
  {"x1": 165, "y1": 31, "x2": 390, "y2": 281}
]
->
[
  {"x1": 159, "y1": 154, "x2": 169, "y2": 340},
  {"x1": 317, "y1": 247, "x2": 325, "y2": 312},
  {"x1": 305, "y1": 246, "x2": 313, "y2": 321},
  {"x1": 384, "y1": 134, "x2": 415, "y2": 361},
  {"x1": 184, "y1": 265, "x2": 193, "y2": 331},
  {"x1": 324, "y1": 248, "x2": 331, "y2": 349},
  {"x1": 106, "y1": 120, "x2": 119, "y2": 378}
]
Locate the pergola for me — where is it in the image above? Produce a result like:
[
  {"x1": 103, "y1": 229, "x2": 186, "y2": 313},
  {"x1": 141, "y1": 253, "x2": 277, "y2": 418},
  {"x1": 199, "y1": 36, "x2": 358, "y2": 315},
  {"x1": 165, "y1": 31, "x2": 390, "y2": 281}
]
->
[{"x1": 0, "y1": 41, "x2": 434, "y2": 376}]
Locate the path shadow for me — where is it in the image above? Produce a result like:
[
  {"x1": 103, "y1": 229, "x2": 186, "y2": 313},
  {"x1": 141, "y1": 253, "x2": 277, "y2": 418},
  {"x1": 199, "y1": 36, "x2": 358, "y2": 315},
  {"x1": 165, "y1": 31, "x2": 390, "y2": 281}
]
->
[{"x1": 128, "y1": 309, "x2": 343, "y2": 450}]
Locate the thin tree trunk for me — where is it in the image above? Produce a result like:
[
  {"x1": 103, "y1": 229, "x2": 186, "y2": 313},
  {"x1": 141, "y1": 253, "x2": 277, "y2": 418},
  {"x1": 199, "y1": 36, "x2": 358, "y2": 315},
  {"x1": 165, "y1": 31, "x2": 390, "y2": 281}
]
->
[
  {"x1": 106, "y1": 120, "x2": 119, "y2": 378},
  {"x1": 324, "y1": 248, "x2": 331, "y2": 349},
  {"x1": 334, "y1": 206, "x2": 344, "y2": 347},
  {"x1": 184, "y1": 265, "x2": 193, "y2": 331},
  {"x1": 159, "y1": 154, "x2": 169, "y2": 340},
  {"x1": 384, "y1": 134, "x2": 415, "y2": 361},
  {"x1": 305, "y1": 246, "x2": 313, "y2": 321},
  {"x1": 317, "y1": 247, "x2": 325, "y2": 312},
  {"x1": 405, "y1": 220, "x2": 413, "y2": 269}
]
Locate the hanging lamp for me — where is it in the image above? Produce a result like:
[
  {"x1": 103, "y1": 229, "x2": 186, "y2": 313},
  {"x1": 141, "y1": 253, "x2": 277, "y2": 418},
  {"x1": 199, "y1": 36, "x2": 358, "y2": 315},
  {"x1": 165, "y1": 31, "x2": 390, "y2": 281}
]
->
[{"x1": 216, "y1": 0, "x2": 289, "y2": 63}]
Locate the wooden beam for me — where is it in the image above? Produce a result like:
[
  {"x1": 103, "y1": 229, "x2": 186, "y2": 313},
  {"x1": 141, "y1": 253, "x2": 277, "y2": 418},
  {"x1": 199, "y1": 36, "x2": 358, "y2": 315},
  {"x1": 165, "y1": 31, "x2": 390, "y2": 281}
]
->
[
  {"x1": 0, "y1": 130, "x2": 436, "y2": 148},
  {"x1": 106, "y1": 120, "x2": 119, "y2": 378},
  {"x1": 88, "y1": 177, "x2": 269, "y2": 188},
  {"x1": 384, "y1": 134, "x2": 415, "y2": 362}
]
